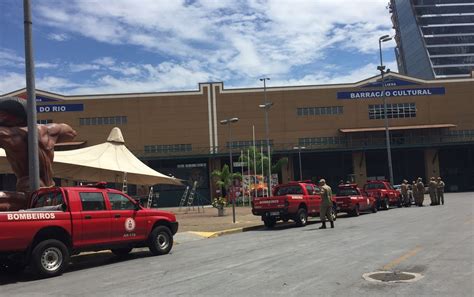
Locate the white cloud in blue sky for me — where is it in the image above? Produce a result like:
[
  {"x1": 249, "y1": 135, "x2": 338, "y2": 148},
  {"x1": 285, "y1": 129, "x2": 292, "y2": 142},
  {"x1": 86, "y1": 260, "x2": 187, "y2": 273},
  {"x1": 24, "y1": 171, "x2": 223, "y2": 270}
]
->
[{"x1": 0, "y1": 0, "x2": 396, "y2": 95}]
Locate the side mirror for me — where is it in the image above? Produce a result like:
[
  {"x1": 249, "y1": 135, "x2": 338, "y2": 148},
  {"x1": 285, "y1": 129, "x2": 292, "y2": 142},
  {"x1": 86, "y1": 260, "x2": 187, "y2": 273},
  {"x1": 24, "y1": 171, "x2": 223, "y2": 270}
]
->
[{"x1": 134, "y1": 202, "x2": 141, "y2": 211}]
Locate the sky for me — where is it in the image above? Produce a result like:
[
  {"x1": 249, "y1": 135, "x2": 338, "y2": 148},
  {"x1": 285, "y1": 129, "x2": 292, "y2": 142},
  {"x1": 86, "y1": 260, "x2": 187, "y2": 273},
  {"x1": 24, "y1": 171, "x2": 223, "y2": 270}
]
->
[{"x1": 0, "y1": 0, "x2": 397, "y2": 95}]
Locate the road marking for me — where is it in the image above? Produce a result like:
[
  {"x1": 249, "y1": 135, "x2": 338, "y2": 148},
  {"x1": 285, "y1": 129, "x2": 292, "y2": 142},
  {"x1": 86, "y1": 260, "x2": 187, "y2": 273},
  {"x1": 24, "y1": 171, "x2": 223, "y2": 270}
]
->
[{"x1": 382, "y1": 246, "x2": 422, "y2": 271}]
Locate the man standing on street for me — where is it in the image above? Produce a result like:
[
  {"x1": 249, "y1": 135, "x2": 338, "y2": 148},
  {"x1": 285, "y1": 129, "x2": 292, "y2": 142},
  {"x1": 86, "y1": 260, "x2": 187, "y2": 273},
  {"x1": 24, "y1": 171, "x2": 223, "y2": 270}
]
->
[
  {"x1": 319, "y1": 179, "x2": 334, "y2": 229},
  {"x1": 437, "y1": 177, "x2": 445, "y2": 205},
  {"x1": 416, "y1": 177, "x2": 425, "y2": 207},
  {"x1": 401, "y1": 180, "x2": 409, "y2": 206},
  {"x1": 429, "y1": 177, "x2": 438, "y2": 205}
]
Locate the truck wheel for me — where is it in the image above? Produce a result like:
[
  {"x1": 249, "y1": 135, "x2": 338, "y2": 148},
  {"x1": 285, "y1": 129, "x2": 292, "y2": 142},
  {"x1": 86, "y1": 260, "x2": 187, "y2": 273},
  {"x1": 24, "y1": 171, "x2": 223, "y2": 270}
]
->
[
  {"x1": 111, "y1": 248, "x2": 133, "y2": 257},
  {"x1": 397, "y1": 196, "x2": 403, "y2": 208},
  {"x1": 352, "y1": 205, "x2": 360, "y2": 217},
  {"x1": 31, "y1": 239, "x2": 69, "y2": 278},
  {"x1": 148, "y1": 226, "x2": 173, "y2": 256},
  {"x1": 383, "y1": 198, "x2": 390, "y2": 210},
  {"x1": 372, "y1": 203, "x2": 378, "y2": 213},
  {"x1": 263, "y1": 217, "x2": 276, "y2": 228},
  {"x1": 295, "y1": 208, "x2": 308, "y2": 227}
]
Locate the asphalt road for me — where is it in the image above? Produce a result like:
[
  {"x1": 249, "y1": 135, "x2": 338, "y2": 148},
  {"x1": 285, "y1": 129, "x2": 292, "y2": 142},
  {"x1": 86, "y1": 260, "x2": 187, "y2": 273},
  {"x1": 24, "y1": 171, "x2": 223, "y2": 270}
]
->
[{"x1": 1, "y1": 193, "x2": 472, "y2": 297}]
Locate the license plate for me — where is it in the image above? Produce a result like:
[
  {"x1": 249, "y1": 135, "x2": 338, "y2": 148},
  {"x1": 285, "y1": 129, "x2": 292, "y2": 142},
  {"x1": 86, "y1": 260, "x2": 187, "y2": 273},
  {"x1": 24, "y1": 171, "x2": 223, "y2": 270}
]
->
[{"x1": 269, "y1": 211, "x2": 280, "y2": 216}]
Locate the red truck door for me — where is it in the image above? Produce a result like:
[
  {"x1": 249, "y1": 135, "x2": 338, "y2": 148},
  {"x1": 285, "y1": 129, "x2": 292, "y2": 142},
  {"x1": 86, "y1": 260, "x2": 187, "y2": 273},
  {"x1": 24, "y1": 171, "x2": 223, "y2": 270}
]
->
[
  {"x1": 78, "y1": 191, "x2": 112, "y2": 246},
  {"x1": 305, "y1": 184, "x2": 320, "y2": 215},
  {"x1": 107, "y1": 192, "x2": 148, "y2": 242}
]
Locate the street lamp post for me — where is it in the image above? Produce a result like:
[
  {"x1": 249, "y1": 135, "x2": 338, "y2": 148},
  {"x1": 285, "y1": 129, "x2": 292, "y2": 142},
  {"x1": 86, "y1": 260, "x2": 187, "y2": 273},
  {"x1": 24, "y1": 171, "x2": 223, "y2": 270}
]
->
[
  {"x1": 293, "y1": 146, "x2": 306, "y2": 181},
  {"x1": 220, "y1": 117, "x2": 239, "y2": 223},
  {"x1": 377, "y1": 35, "x2": 394, "y2": 186},
  {"x1": 259, "y1": 77, "x2": 272, "y2": 195}
]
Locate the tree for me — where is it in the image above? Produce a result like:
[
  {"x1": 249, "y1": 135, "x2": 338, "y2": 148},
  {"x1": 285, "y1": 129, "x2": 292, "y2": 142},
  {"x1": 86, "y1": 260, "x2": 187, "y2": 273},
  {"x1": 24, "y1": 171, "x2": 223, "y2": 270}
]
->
[
  {"x1": 238, "y1": 146, "x2": 288, "y2": 177},
  {"x1": 211, "y1": 164, "x2": 242, "y2": 199}
]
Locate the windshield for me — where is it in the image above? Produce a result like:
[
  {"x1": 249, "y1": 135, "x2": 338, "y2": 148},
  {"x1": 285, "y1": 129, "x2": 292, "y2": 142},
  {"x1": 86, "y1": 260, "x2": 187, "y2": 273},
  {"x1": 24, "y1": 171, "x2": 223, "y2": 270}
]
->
[
  {"x1": 364, "y1": 183, "x2": 386, "y2": 190},
  {"x1": 275, "y1": 185, "x2": 303, "y2": 196},
  {"x1": 30, "y1": 191, "x2": 64, "y2": 211},
  {"x1": 337, "y1": 188, "x2": 359, "y2": 196}
]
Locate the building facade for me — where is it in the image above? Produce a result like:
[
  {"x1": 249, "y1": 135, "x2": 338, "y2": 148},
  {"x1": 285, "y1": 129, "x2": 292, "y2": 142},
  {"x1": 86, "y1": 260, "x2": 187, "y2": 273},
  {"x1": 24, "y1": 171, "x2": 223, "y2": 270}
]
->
[
  {"x1": 391, "y1": 0, "x2": 474, "y2": 79},
  {"x1": 1, "y1": 73, "x2": 473, "y2": 206}
]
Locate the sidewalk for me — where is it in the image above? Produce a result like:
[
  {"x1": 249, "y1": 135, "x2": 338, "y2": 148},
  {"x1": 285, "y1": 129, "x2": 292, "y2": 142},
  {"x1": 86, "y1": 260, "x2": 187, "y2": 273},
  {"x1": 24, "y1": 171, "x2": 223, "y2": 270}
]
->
[
  {"x1": 170, "y1": 206, "x2": 262, "y2": 233},
  {"x1": 165, "y1": 206, "x2": 264, "y2": 243}
]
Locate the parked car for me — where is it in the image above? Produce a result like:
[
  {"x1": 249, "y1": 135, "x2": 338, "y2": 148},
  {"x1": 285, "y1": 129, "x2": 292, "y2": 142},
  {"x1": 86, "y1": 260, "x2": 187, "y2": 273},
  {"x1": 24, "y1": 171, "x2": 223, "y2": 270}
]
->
[
  {"x1": 251, "y1": 181, "x2": 337, "y2": 228},
  {"x1": 335, "y1": 184, "x2": 377, "y2": 216},
  {"x1": 0, "y1": 182, "x2": 178, "y2": 278},
  {"x1": 363, "y1": 180, "x2": 402, "y2": 210}
]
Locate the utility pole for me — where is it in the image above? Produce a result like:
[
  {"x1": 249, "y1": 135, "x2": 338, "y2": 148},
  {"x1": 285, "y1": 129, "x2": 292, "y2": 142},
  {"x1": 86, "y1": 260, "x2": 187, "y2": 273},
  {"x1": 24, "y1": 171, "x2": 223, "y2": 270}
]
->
[{"x1": 24, "y1": 0, "x2": 40, "y2": 191}]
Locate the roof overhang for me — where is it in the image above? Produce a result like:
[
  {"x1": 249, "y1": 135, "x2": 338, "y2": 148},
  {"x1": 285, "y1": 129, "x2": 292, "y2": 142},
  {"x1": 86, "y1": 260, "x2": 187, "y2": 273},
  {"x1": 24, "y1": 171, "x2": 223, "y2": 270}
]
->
[{"x1": 339, "y1": 124, "x2": 457, "y2": 133}]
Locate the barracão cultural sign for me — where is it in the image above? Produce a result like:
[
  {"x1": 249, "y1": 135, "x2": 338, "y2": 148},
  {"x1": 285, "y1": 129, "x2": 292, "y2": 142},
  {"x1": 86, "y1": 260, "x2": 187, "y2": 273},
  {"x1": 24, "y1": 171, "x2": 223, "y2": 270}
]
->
[{"x1": 337, "y1": 87, "x2": 445, "y2": 100}]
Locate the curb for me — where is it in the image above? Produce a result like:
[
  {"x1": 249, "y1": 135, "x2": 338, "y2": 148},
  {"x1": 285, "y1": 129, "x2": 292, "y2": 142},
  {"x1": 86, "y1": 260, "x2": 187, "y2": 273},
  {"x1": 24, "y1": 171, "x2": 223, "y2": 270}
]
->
[{"x1": 187, "y1": 224, "x2": 263, "y2": 239}]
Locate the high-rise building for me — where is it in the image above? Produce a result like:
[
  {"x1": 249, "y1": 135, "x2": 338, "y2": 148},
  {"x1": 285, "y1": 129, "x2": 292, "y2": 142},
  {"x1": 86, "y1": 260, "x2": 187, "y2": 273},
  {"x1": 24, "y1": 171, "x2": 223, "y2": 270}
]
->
[{"x1": 390, "y1": 0, "x2": 474, "y2": 79}]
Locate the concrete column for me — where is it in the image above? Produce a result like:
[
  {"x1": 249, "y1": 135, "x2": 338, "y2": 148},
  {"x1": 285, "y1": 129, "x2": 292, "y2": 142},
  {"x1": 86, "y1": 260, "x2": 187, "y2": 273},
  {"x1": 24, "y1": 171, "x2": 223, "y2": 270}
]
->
[
  {"x1": 281, "y1": 155, "x2": 294, "y2": 183},
  {"x1": 352, "y1": 151, "x2": 367, "y2": 187},
  {"x1": 424, "y1": 148, "x2": 440, "y2": 180},
  {"x1": 208, "y1": 157, "x2": 221, "y2": 199}
]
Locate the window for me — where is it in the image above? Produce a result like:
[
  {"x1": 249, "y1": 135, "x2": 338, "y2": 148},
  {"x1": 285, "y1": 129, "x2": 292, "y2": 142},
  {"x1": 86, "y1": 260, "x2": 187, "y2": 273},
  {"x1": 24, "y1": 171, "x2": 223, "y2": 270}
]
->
[
  {"x1": 337, "y1": 188, "x2": 359, "y2": 196},
  {"x1": 31, "y1": 191, "x2": 64, "y2": 210},
  {"x1": 299, "y1": 137, "x2": 345, "y2": 146},
  {"x1": 79, "y1": 116, "x2": 127, "y2": 126},
  {"x1": 296, "y1": 106, "x2": 343, "y2": 116},
  {"x1": 108, "y1": 193, "x2": 135, "y2": 210},
  {"x1": 80, "y1": 192, "x2": 106, "y2": 211},
  {"x1": 369, "y1": 103, "x2": 416, "y2": 119},
  {"x1": 145, "y1": 144, "x2": 193, "y2": 153}
]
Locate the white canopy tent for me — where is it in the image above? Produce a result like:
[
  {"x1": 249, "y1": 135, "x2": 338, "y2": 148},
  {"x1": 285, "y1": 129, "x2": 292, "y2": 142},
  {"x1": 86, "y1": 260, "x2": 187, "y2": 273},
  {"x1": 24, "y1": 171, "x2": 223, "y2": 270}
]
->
[{"x1": 0, "y1": 127, "x2": 182, "y2": 186}]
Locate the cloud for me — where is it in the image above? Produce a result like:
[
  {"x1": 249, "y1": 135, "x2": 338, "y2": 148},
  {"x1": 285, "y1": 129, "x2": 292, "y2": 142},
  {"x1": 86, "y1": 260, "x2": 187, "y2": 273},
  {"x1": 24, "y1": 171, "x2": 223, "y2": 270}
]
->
[
  {"x1": 0, "y1": 72, "x2": 25, "y2": 94},
  {"x1": 93, "y1": 57, "x2": 115, "y2": 66},
  {"x1": 69, "y1": 63, "x2": 101, "y2": 72},
  {"x1": 36, "y1": 62, "x2": 59, "y2": 69},
  {"x1": 47, "y1": 33, "x2": 69, "y2": 41},
  {"x1": 35, "y1": 0, "x2": 395, "y2": 82},
  {"x1": 0, "y1": 48, "x2": 24, "y2": 68}
]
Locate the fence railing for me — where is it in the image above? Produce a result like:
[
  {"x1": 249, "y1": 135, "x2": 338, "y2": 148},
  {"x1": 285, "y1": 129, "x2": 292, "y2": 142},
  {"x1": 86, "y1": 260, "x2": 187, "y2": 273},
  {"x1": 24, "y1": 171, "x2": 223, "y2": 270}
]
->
[{"x1": 133, "y1": 134, "x2": 474, "y2": 158}]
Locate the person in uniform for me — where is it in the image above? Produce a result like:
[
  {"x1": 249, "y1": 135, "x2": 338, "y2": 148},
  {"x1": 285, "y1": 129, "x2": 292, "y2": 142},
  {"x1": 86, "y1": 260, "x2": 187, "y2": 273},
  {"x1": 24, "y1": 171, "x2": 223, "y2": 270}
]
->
[
  {"x1": 428, "y1": 177, "x2": 438, "y2": 205},
  {"x1": 437, "y1": 177, "x2": 445, "y2": 205},
  {"x1": 411, "y1": 180, "x2": 417, "y2": 205},
  {"x1": 416, "y1": 177, "x2": 425, "y2": 207},
  {"x1": 400, "y1": 180, "x2": 409, "y2": 206},
  {"x1": 318, "y1": 179, "x2": 334, "y2": 229}
]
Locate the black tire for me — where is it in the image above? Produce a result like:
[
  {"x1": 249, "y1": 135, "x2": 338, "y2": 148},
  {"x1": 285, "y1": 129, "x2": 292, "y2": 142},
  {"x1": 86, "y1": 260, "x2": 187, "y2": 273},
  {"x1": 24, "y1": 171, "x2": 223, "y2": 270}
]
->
[
  {"x1": 383, "y1": 198, "x2": 390, "y2": 210},
  {"x1": 31, "y1": 239, "x2": 69, "y2": 278},
  {"x1": 352, "y1": 205, "x2": 360, "y2": 217},
  {"x1": 331, "y1": 206, "x2": 337, "y2": 222},
  {"x1": 372, "y1": 203, "x2": 378, "y2": 213},
  {"x1": 282, "y1": 218, "x2": 289, "y2": 223},
  {"x1": 148, "y1": 226, "x2": 173, "y2": 256},
  {"x1": 263, "y1": 217, "x2": 277, "y2": 228},
  {"x1": 111, "y1": 247, "x2": 133, "y2": 257},
  {"x1": 295, "y1": 208, "x2": 308, "y2": 227},
  {"x1": 397, "y1": 196, "x2": 403, "y2": 208}
]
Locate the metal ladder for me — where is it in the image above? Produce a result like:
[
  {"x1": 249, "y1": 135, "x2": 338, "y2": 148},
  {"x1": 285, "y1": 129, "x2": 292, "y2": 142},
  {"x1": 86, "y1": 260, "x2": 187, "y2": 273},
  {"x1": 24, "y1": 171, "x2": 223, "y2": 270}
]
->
[
  {"x1": 147, "y1": 186, "x2": 154, "y2": 208},
  {"x1": 178, "y1": 186, "x2": 190, "y2": 211},
  {"x1": 186, "y1": 181, "x2": 198, "y2": 212},
  {"x1": 122, "y1": 172, "x2": 128, "y2": 194}
]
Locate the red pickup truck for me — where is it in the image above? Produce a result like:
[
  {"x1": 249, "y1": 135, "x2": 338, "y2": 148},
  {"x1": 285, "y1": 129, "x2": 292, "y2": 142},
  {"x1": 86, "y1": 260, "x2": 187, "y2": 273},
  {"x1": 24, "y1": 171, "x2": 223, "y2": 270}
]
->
[
  {"x1": 251, "y1": 181, "x2": 337, "y2": 228},
  {"x1": 0, "y1": 183, "x2": 178, "y2": 277},
  {"x1": 335, "y1": 184, "x2": 377, "y2": 216},
  {"x1": 363, "y1": 180, "x2": 402, "y2": 210}
]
